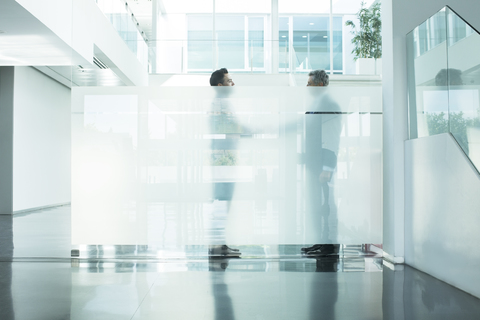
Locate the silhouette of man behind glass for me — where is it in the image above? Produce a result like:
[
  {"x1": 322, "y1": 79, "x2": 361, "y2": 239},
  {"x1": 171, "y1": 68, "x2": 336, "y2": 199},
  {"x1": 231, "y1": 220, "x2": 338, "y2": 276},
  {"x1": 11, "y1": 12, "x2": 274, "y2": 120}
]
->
[
  {"x1": 301, "y1": 70, "x2": 341, "y2": 256},
  {"x1": 207, "y1": 68, "x2": 241, "y2": 257}
]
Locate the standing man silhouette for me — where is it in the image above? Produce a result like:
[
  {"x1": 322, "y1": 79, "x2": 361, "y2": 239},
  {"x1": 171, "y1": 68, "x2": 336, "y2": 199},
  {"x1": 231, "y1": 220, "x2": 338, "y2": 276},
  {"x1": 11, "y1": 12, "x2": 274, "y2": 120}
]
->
[
  {"x1": 301, "y1": 70, "x2": 341, "y2": 256},
  {"x1": 208, "y1": 68, "x2": 241, "y2": 257}
]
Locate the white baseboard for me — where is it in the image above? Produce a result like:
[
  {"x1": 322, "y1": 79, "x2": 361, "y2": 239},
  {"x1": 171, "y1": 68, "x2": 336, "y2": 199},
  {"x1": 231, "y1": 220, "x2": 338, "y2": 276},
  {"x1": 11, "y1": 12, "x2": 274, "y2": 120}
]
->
[
  {"x1": 383, "y1": 251, "x2": 405, "y2": 264},
  {"x1": 13, "y1": 202, "x2": 70, "y2": 215}
]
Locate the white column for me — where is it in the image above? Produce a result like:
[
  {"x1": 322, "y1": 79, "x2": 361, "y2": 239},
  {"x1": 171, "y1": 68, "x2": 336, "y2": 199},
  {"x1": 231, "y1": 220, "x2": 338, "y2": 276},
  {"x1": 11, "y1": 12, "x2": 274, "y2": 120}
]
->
[{"x1": 382, "y1": 0, "x2": 407, "y2": 264}]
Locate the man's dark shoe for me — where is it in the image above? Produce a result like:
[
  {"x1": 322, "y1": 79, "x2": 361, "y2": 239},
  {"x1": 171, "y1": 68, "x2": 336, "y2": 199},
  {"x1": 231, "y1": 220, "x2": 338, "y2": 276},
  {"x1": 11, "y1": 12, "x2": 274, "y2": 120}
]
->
[
  {"x1": 301, "y1": 244, "x2": 324, "y2": 253},
  {"x1": 304, "y1": 244, "x2": 339, "y2": 256},
  {"x1": 208, "y1": 245, "x2": 241, "y2": 257}
]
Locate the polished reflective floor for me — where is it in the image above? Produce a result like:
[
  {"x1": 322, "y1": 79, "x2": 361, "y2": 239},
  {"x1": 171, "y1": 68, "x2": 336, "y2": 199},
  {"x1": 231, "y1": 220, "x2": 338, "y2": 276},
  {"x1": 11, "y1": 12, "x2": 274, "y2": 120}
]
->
[{"x1": 2, "y1": 207, "x2": 480, "y2": 319}]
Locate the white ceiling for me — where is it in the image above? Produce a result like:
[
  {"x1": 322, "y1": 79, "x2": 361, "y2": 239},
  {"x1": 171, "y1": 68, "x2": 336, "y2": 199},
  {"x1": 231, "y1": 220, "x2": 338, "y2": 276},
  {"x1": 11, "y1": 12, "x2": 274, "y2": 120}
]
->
[
  {"x1": 0, "y1": 0, "x2": 127, "y2": 86},
  {"x1": 0, "y1": 0, "x2": 82, "y2": 66}
]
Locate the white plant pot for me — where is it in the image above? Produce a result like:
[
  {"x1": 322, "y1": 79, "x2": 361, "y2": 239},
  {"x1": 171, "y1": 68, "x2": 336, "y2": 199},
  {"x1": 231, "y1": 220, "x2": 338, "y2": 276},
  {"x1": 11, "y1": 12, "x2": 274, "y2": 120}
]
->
[{"x1": 356, "y1": 58, "x2": 382, "y2": 75}]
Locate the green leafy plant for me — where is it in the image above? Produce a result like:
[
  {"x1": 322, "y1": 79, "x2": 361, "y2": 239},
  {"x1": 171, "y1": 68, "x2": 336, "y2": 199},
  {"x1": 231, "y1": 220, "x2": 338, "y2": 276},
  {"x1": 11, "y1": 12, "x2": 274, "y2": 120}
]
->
[
  {"x1": 345, "y1": 2, "x2": 382, "y2": 61},
  {"x1": 426, "y1": 111, "x2": 480, "y2": 155}
]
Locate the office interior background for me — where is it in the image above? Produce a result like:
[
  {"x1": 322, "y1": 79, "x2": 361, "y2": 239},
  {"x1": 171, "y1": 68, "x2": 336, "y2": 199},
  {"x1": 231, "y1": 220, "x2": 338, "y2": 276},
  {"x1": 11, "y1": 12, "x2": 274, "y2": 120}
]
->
[{"x1": 1, "y1": 0, "x2": 480, "y2": 319}]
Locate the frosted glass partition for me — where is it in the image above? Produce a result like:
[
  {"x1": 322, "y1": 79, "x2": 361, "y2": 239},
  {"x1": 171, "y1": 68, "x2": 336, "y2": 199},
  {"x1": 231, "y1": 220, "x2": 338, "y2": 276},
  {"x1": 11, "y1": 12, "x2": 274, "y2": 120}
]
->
[
  {"x1": 72, "y1": 86, "x2": 382, "y2": 246},
  {"x1": 407, "y1": 6, "x2": 480, "y2": 172}
]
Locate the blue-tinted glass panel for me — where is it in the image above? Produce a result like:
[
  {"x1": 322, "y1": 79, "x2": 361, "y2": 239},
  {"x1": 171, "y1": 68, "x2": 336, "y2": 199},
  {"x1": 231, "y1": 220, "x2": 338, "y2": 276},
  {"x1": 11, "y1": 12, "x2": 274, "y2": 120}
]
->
[
  {"x1": 188, "y1": 16, "x2": 213, "y2": 70},
  {"x1": 429, "y1": 11, "x2": 447, "y2": 49},
  {"x1": 408, "y1": 6, "x2": 480, "y2": 173},
  {"x1": 407, "y1": 9, "x2": 448, "y2": 139},
  {"x1": 249, "y1": 17, "x2": 264, "y2": 69},
  {"x1": 279, "y1": 17, "x2": 290, "y2": 71},
  {"x1": 217, "y1": 16, "x2": 245, "y2": 69},
  {"x1": 446, "y1": 7, "x2": 480, "y2": 169},
  {"x1": 293, "y1": 16, "x2": 330, "y2": 71},
  {"x1": 333, "y1": 16, "x2": 343, "y2": 71}
]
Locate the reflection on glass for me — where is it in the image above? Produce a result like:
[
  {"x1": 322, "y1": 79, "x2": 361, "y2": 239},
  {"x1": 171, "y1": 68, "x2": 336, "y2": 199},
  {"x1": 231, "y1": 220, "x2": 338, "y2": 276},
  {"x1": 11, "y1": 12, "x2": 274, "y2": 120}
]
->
[
  {"x1": 407, "y1": 8, "x2": 448, "y2": 139},
  {"x1": 407, "y1": 6, "x2": 480, "y2": 171},
  {"x1": 446, "y1": 7, "x2": 480, "y2": 169}
]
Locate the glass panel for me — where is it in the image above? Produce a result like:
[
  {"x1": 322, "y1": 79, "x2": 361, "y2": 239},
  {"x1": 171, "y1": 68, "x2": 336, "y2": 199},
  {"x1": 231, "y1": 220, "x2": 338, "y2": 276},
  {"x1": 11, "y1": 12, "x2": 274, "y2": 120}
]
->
[
  {"x1": 72, "y1": 85, "x2": 382, "y2": 248},
  {"x1": 161, "y1": 12, "x2": 267, "y2": 72},
  {"x1": 408, "y1": 6, "x2": 480, "y2": 172},
  {"x1": 333, "y1": 16, "x2": 343, "y2": 71},
  {"x1": 407, "y1": 9, "x2": 449, "y2": 139},
  {"x1": 446, "y1": 7, "x2": 480, "y2": 169},
  {"x1": 149, "y1": 0, "x2": 214, "y2": 73},
  {"x1": 248, "y1": 17, "x2": 265, "y2": 70},
  {"x1": 96, "y1": 0, "x2": 148, "y2": 69},
  {"x1": 292, "y1": 16, "x2": 331, "y2": 72},
  {"x1": 216, "y1": 16, "x2": 245, "y2": 70},
  {"x1": 187, "y1": 16, "x2": 214, "y2": 71},
  {"x1": 279, "y1": 17, "x2": 290, "y2": 72}
]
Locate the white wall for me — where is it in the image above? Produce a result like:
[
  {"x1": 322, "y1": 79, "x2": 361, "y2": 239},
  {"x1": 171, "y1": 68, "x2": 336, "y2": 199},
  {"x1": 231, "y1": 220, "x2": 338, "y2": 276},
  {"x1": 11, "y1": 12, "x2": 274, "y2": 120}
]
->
[
  {"x1": 13, "y1": 67, "x2": 71, "y2": 212},
  {"x1": 405, "y1": 133, "x2": 480, "y2": 298}
]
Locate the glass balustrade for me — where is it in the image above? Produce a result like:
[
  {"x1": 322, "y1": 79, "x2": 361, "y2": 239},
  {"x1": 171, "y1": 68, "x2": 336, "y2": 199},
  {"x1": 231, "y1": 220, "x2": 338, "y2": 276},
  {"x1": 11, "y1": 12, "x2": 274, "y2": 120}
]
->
[
  {"x1": 95, "y1": 0, "x2": 149, "y2": 69},
  {"x1": 407, "y1": 6, "x2": 480, "y2": 172},
  {"x1": 71, "y1": 85, "x2": 382, "y2": 249},
  {"x1": 91, "y1": 0, "x2": 384, "y2": 75},
  {"x1": 147, "y1": 39, "x2": 367, "y2": 75},
  {"x1": 149, "y1": 40, "x2": 288, "y2": 74}
]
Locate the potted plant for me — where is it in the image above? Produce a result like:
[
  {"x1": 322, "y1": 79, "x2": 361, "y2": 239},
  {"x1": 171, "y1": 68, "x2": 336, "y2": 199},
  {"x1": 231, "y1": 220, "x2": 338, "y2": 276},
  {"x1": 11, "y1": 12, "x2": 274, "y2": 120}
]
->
[{"x1": 345, "y1": 2, "x2": 382, "y2": 74}]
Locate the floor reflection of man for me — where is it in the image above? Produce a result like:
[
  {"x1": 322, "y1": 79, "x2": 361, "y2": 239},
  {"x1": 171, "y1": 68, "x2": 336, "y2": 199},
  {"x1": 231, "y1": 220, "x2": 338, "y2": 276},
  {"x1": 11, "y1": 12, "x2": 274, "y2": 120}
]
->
[
  {"x1": 309, "y1": 256, "x2": 339, "y2": 319},
  {"x1": 209, "y1": 257, "x2": 235, "y2": 320},
  {"x1": 301, "y1": 70, "x2": 341, "y2": 256},
  {"x1": 207, "y1": 68, "x2": 241, "y2": 257}
]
